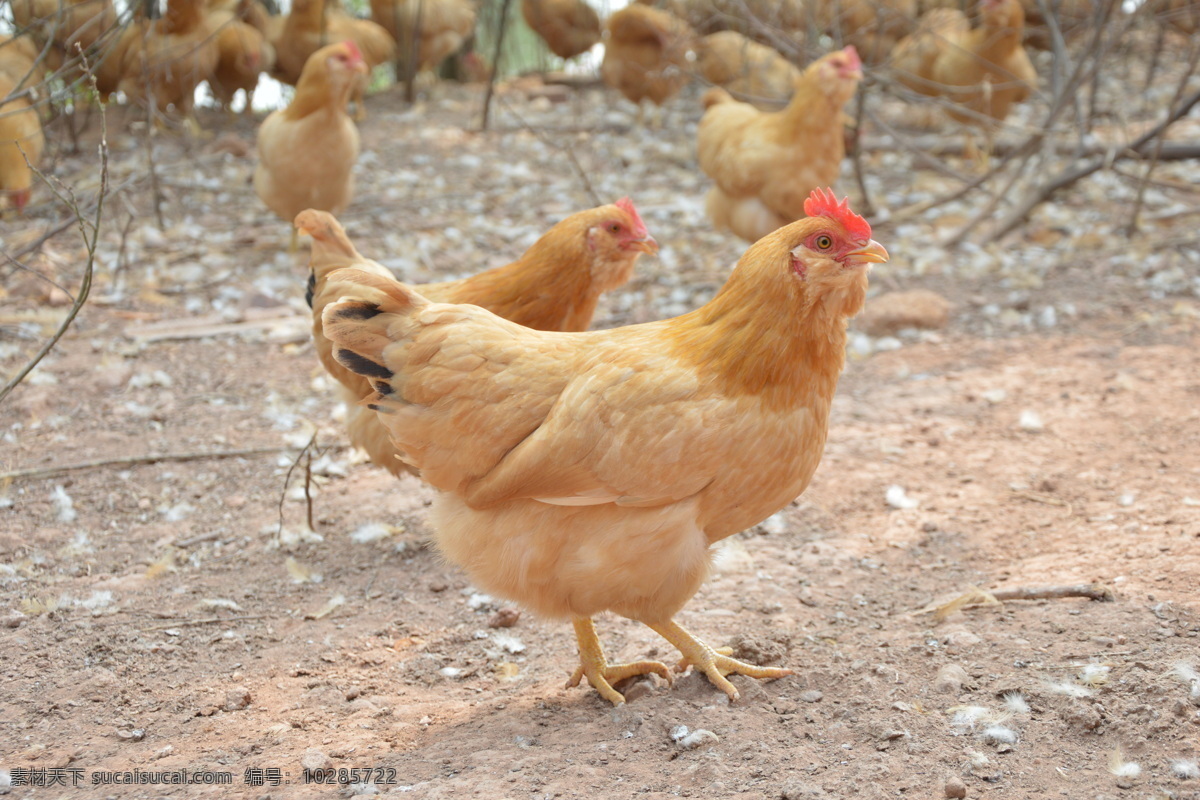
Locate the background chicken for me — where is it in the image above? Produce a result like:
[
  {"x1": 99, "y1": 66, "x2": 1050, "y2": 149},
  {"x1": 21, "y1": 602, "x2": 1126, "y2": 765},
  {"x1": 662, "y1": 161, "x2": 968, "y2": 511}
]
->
[
  {"x1": 0, "y1": 73, "x2": 45, "y2": 214},
  {"x1": 521, "y1": 0, "x2": 601, "y2": 61},
  {"x1": 811, "y1": 0, "x2": 917, "y2": 63},
  {"x1": 601, "y1": 5, "x2": 698, "y2": 124},
  {"x1": 640, "y1": 0, "x2": 806, "y2": 44},
  {"x1": 10, "y1": 0, "x2": 119, "y2": 72},
  {"x1": 298, "y1": 199, "x2": 658, "y2": 477},
  {"x1": 697, "y1": 46, "x2": 862, "y2": 243},
  {"x1": 205, "y1": 0, "x2": 275, "y2": 113},
  {"x1": 320, "y1": 189, "x2": 887, "y2": 704},
  {"x1": 254, "y1": 41, "x2": 367, "y2": 248},
  {"x1": 696, "y1": 30, "x2": 799, "y2": 109},
  {"x1": 94, "y1": 0, "x2": 221, "y2": 127},
  {"x1": 890, "y1": 0, "x2": 1036, "y2": 155},
  {"x1": 0, "y1": 35, "x2": 49, "y2": 89},
  {"x1": 272, "y1": 0, "x2": 395, "y2": 117},
  {"x1": 369, "y1": 0, "x2": 476, "y2": 89}
]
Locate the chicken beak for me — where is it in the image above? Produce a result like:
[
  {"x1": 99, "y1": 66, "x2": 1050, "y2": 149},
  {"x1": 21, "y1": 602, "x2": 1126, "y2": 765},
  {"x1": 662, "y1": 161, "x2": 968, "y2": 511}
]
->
[
  {"x1": 626, "y1": 235, "x2": 659, "y2": 255},
  {"x1": 846, "y1": 239, "x2": 889, "y2": 265}
]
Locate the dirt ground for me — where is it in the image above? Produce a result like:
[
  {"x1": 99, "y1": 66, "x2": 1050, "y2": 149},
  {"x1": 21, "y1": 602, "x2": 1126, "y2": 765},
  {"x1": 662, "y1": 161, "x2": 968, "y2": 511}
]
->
[{"x1": 2, "y1": 52, "x2": 1200, "y2": 800}]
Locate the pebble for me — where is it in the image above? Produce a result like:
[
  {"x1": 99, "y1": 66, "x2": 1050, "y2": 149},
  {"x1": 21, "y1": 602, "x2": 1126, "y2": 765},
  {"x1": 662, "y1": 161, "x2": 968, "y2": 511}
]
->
[
  {"x1": 934, "y1": 664, "x2": 971, "y2": 693},
  {"x1": 855, "y1": 289, "x2": 952, "y2": 336},
  {"x1": 676, "y1": 729, "x2": 719, "y2": 749},
  {"x1": 944, "y1": 776, "x2": 967, "y2": 798},
  {"x1": 799, "y1": 690, "x2": 823, "y2": 703},
  {"x1": 487, "y1": 607, "x2": 521, "y2": 628},
  {"x1": 301, "y1": 749, "x2": 332, "y2": 772},
  {"x1": 1018, "y1": 410, "x2": 1045, "y2": 432},
  {"x1": 621, "y1": 681, "x2": 655, "y2": 703},
  {"x1": 223, "y1": 688, "x2": 252, "y2": 711}
]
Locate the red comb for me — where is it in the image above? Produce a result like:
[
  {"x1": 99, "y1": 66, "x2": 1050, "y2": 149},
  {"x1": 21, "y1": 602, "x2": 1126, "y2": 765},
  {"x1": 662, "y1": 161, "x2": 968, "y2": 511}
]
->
[
  {"x1": 614, "y1": 197, "x2": 648, "y2": 238},
  {"x1": 803, "y1": 188, "x2": 871, "y2": 241},
  {"x1": 342, "y1": 40, "x2": 363, "y2": 62},
  {"x1": 842, "y1": 45, "x2": 861, "y2": 70}
]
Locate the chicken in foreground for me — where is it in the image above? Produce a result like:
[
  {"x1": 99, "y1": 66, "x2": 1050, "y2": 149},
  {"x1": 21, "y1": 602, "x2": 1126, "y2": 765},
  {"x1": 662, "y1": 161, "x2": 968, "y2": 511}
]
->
[
  {"x1": 522, "y1": 0, "x2": 601, "y2": 60},
  {"x1": 601, "y1": 4, "x2": 698, "y2": 124},
  {"x1": 890, "y1": 0, "x2": 1036, "y2": 157},
  {"x1": 254, "y1": 41, "x2": 367, "y2": 249},
  {"x1": 697, "y1": 46, "x2": 862, "y2": 243},
  {"x1": 298, "y1": 199, "x2": 658, "y2": 477},
  {"x1": 319, "y1": 189, "x2": 887, "y2": 704},
  {"x1": 0, "y1": 73, "x2": 47, "y2": 214}
]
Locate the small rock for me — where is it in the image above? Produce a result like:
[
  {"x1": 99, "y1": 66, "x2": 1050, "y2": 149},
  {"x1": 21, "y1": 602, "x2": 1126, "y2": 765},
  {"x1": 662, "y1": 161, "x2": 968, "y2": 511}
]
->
[
  {"x1": 428, "y1": 581, "x2": 448, "y2": 592},
  {"x1": 301, "y1": 749, "x2": 333, "y2": 772},
  {"x1": 621, "y1": 681, "x2": 656, "y2": 703},
  {"x1": 944, "y1": 776, "x2": 967, "y2": 798},
  {"x1": 487, "y1": 607, "x2": 521, "y2": 628},
  {"x1": 856, "y1": 290, "x2": 952, "y2": 337},
  {"x1": 1018, "y1": 410, "x2": 1044, "y2": 432},
  {"x1": 934, "y1": 663, "x2": 971, "y2": 693},
  {"x1": 677, "y1": 729, "x2": 719, "y2": 749},
  {"x1": 224, "y1": 688, "x2": 252, "y2": 711},
  {"x1": 799, "y1": 690, "x2": 823, "y2": 703}
]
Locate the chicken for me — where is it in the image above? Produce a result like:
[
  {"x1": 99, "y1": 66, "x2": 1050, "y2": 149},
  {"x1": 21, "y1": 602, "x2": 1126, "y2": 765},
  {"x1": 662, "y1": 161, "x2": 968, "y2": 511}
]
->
[
  {"x1": 97, "y1": 0, "x2": 221, "y2": 126},
  {"x1": 254, "y1": 41, "x2": 367, "y2": 248},
  {"x1": 298, "y1": 199, "x2": 658, "y2": 477},
  {"x1": 273, "y1": 0, "x2": 395, "y2": 116},
  {"x1": 890, "y1": 0, "x2": 1036, "y2": 152},
  {"x1": 0, "y1": 74, "x2": 46, "y2": 214},
  {"x1": 206, "y1": 0, "x2": 276, "y2": 112},
  {"x1": 319, "y1": 189, "x2": 887, "y2": 704},
  {"x1": 0, "y1": 35, "x2": 49, "y2": 89},
  {"x1": 369, "y1": 0, "x2": 475, "y2": 88},
  {"x1": 641, "y1": 0, "x2": 806, "y2": 43},
  {"x1": 811, "y1": 0, "x2": 917, "y2": 63},
  {"x1": 10, "y1": 0, "x2": 119, "y2": 68},
  {"x1": 696, "y1": 30, "x2": 799, "y2": 109},
  {"x1": 521, "y1": 0, "x2": 601, "y2": 60},
  {"x1": 600, "y1": 5, "x2": 698, "y2": 123},
  {"x1": 697, "y1": 47, "x2": 862, "y2": 243}
]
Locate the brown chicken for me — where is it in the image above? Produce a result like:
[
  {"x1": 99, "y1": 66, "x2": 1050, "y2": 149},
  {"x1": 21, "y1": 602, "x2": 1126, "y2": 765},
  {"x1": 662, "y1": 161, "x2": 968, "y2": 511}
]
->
[
  {"x1": 273, "y1": 0, "x2": 395, "y2": 116},
  {"x1": 697, "y1": 47, "x2": 862, "y2": 243},
  {"x1": 0, "y1": 74, "x2": 45, "y2": 214},
  {"x1": 319, "y1": 189, "x2": 887, "y2": 704},
  {"x1": 10, "y1": 0, "x2": 119, "y2": 69},
  {"x1": 811, "y1": 0, "x2": 917, "y2": 63},
  {"x1": 369, "y1": 0, "x2": 475, "y2": 87},
  {"x1": 206, "y1": 0, "x2": 275, "y2": 112},
  {"x1": 600, "y1": 5, "x2": 698, "y2": 123},
  {"x1": 0, "y1": 35, "x2": 48, "y2": 89},
  {"x1": 696, "y1": 31, "x2": 799, "y2": 109},
  {"x1": 254, "y1": 41, "x2": 367, "y2": 248},
  {"x1": 94, "y1": 0, "x2": 221, "y2": 126},
  {"x1": 641, "y1": 0, "x2": 806, "y2": 43},
  {"x1": 891, "y1": 0, "x2": 1036, "y2": 152},
  {"x1": 298, "y1": 199, "x2": 658, "y2": 477},
  {"x1": 521, "y1": 0, "x2": 601, "y2": 60}
]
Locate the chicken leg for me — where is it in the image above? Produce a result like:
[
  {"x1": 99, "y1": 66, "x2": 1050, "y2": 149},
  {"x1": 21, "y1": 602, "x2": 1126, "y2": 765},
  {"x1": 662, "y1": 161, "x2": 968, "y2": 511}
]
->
[
  {"x1": 565, "y1": 617, "x2": 673, "y2": 705},
  {"x1": 648, "y1": 619, "x2": 792, "y2": 702}
]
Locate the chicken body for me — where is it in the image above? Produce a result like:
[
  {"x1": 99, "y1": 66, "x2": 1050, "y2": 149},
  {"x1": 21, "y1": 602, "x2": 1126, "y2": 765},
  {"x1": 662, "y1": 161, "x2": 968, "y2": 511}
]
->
[
  {"x1": 697, "y1": 31, "x2": 799, "y2": 109},
  {"x1": 811, "y1": 0, "x2": 917, "y2": 63},
  {"x1": 0, "y1": 35, "x2": 48, "y2": 89},
  {"x1": 369, "y1": 0, "x2": 475, "y2": 82},
  {"x1": 254, "y1": 42, "x2": 367, "y2": 243},
  {"x1": 697, "y1": 47, "x2": 862, "y2": 243},
  {"x1": 891, "y1": 0, "x2": 1035, "y2": 133},
  {"x1": 299, "y1": 200, "x2": 658, "y2": 478},
  {"x1": 601, "y1": 5, "x2": 697, "y2": 116},
  {"x1": 10, "y1": 0, "x2": 118, "y2": 68},
  {"x1": 0, "y1": 74, "x2": 45, "y2": 213},
  {"x1": 205, "y1": 0, "x2": 276, "y2": 112},
  {"x1": 522, "y1": 0, "x2": 601, "y2": 60},
  {"x1": 320, "y1": 189, "x2": 888, "y2": 704}
]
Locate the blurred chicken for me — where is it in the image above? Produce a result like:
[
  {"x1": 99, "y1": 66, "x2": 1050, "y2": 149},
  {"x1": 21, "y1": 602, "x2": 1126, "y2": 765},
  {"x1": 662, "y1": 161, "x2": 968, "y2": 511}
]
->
[
  {"x1": 0, "y1": 74, "x2": 46, "y2": 214},
  {"x1": 273, "y1": 0, "x2": 395, "y2": 117},
  {"x1": 697, "y1": 46, "x2": 862, "y2": 243},
  {"x1": 10, "y1": 0, "x2": 119, "y2": 69},
  {"x1": 93, "y1": 0, "x2": 220, "y2": 127},
  {"x1": 1152, "y1": 0, "x2": 1198, "y2": 32},
  {"x1": 254, "y1": 41, "x2": 367, "y2": 248},
  {"x1": 601, "y1": 5, "x2": 698, "y2": 124},
  {"x1": 299, "y1": 200, "x2": 657, "y2": 477},
  {"x1": 320, "y1": 189, "x2": 886, "y2": 704},
  {"x1": 370, "y1": 0, "x2": 475, "y2": 89},
  {"x1": 206, "y1": 0, "x2": 275, "y2": 112},
  {"x1": 891, "y1": 0, "x2": 1036, "y2": 155},
  {"x1": 521, "y1": 0, "x2": 601, "y2": 60},
  {"x1": 696, "y1": 31, "x2": 799, "y2": 109},
  {"x1": 811, "y1": 0, "x2": 917, "y2": 63},
  {"x1": 0, "y1": 35, "x2": 49, "y2": 89},
  {"x1": 641, "y1": 0, "x2": 805, "y2": 43}
]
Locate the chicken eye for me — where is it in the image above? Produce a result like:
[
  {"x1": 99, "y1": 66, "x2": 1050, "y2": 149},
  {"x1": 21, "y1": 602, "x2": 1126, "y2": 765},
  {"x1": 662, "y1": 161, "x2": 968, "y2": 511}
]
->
[
  {"x1": 816, "y1": 235, "x2": 833, "y2": 250},
  {"x1": 608, "y1": 223, "x2": 621, "y2": 233}
]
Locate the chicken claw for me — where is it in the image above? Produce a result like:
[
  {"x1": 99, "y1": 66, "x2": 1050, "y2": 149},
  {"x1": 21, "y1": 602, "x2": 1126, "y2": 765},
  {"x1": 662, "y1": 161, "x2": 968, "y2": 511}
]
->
[
  {"x1": 649, "y1": 620, "x2": 792, "y2": 702},
  {"x1": 567, "y1": 618, "x2": 672, "y2": 706}
]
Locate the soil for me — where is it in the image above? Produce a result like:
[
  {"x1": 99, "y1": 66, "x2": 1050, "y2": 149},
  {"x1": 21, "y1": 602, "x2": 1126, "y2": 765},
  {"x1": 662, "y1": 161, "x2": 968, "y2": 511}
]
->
[{"x1": 2, "y1": 53, "x2": 1199, "y2": 800}]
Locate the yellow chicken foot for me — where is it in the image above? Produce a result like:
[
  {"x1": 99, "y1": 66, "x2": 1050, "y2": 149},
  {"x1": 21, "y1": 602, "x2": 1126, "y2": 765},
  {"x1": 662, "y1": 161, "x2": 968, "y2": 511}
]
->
[
  {"x1": 565, "y1": 618, "x2": 673, "y2": 706},
  {"x1": 648, "y1": 619, "x2": 792, "y2": 702}
]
